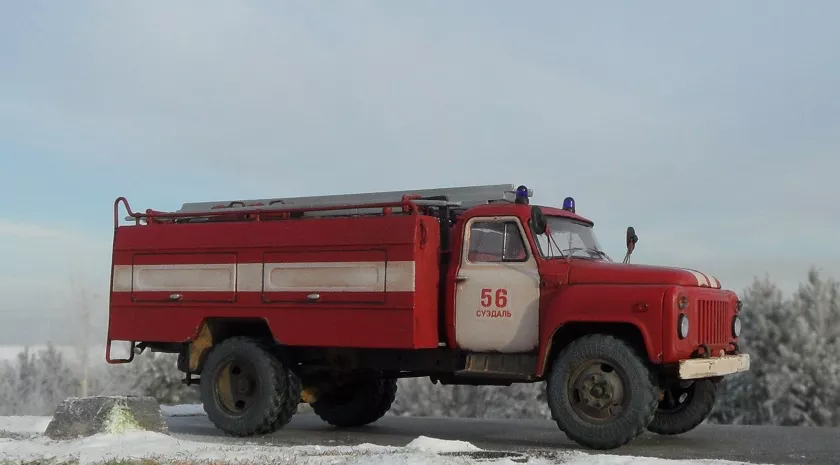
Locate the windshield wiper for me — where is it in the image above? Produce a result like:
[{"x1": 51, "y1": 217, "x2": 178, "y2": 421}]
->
[
  {"x1": 587, "y1": 248, "x2": 609, "y2": 259},
  {"x1": 560, "y1": 247, "x2": 609, "y2": 260}
]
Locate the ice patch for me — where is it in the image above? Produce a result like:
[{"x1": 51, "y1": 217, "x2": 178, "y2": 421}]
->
[
  {"x1": 0, "y1": 417, "x2": 52, "y2": 435},
  {"x1": 159, "y1": 404, "x2": 206, "y2": 417},
  {"x1": 553, "y1": 450, "x2": 771, "y2": 465},
  {"x1": 0, "y1": 416, "x2": 53, "y2": 440},
  {"x1": 405, "y1": 435, "x2": 482, "y2": 453}
]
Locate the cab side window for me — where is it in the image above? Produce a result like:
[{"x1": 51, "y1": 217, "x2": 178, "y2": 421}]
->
[{"x1": 468, "y1": 220, "x2": 528, "y2": 263}]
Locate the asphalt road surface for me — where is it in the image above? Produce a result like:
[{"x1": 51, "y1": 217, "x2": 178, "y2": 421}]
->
[{"x1": 166, "y1": 412, "x2": 840, "y2": 465}]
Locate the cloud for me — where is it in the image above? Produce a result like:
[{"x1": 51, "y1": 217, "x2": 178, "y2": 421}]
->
[
  {"x1": 0, "y1": 219, "x2": 110, "y2": 294},
  {"x1": 0, "y1": 220, "x2": 66, "y2": 240},
  {"x1": 0, "y1": 217, "x2": 105, "y2": 244}
]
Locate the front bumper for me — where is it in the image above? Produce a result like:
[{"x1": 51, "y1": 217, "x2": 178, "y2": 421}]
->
[{"x1": 678, "y1": 353, "x2": 750, "y2": 380}]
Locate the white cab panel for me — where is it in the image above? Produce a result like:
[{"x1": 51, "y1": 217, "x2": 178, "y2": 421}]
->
[{"x1": 455, "y1": 216, "x2": 541, "y2": 353}]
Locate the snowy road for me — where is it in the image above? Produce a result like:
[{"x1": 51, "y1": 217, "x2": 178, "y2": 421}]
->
[
  {"x1": 2, "y1": 405, "x2": 833, "y2": 465},
  {"x1": 166, "y1": 409, "x2": 840, "y2": 465}
]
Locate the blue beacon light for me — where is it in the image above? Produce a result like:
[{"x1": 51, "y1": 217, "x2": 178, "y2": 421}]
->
[
  {"x1": 515, "y1": 185, "x2": 531, "y2": 204},
  {"x1": 562, "y1": 196, "x2": 575, "y2": 213}
]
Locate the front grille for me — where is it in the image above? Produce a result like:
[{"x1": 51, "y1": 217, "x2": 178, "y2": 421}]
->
[{"x1": 697, "y1": 299, "x2": 730, "y2": 344}]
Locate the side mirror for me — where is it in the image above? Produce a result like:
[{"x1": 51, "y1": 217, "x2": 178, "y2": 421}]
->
[
  {"x1": 530, "y1": 206, "x2": 547, "y2": 235},
  {"x1": 623, "y1": 226, "x2": 638, "y2": 264}
]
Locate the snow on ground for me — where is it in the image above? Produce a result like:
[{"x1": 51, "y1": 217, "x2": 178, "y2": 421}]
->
[
  {"x1": 0, "y1": 416, "x2": 52, "y2": 437},
  {"x1": 0, "y1": 406, "x2": 768, "y2": 465},
  {"x1": 159, "y1": 403, "x2": 206, "y2": 417},
  {"x1": 1, "y1": 430, "x2": 489, "y2": 465}
]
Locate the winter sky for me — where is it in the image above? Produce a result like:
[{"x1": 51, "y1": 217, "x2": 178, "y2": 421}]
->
[{"x1": 1, "y1": 2, "x2": 839, "y2": 344}]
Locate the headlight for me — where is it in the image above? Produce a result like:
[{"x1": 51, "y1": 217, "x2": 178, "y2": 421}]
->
[
  {"x1": 678, "y1": 313, "x2": 689, "y2": 339},
  {"x1": 732, "y1": 315, "x2": 742, "y2": 337}
]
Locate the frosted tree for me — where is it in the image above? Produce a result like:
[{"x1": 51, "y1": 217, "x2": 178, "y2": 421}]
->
[
  {"x1": 120, "y1": 351, "x2": 200, "y2": 405},
  {"x1": 762, "y1": 269, "x2": 840, "y2": 426},
  {"x1": 0, "y1": 345, "x2": 198, "y2": 414},
  {"x1": 711, "y1": 269, "x2": 840, "y2": 426},
  {"x1": 0, "y1": 343, "x2": 82, "y2": 416},
  {"x1": 33, "y1": 344, "x2": 82, "y2": 411},
  {"x1": 0, "y1": 360, "x2": 22, "y2": 415},
  {"x1": 709, "y1": 275, "x2": 784, "y2": 424}
]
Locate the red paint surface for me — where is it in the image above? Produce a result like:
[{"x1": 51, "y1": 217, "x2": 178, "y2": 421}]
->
[
  {"x1": 109, "y1": 212, "x2": 441, "y2": 350},
  {"x1": 659, "y1": 286, "x2": 740, "y2": 362},
  {"x1": 568, "y1": 261, "x2": 702, "y2": 288}
]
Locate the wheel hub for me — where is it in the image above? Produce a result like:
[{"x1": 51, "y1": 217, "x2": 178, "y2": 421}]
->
[
  {"x1": 215, "y1": 360, "x2": 260, "y2": 415},
  {"x1": 237, "y1": 378, "x2": 251, "y2": 393},
  {"x1": 659, "y1": 382, "x2": 695, "y2": 412},
  {"x1": 569, "y1": 361, "x2": 626, "y2": 423}
]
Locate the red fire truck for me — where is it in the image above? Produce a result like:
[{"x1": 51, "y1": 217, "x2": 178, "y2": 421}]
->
[{"x1": 106, "y1": 184, "x2": 749, "y2": 450}]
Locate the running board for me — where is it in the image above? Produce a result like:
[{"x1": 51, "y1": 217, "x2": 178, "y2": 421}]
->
[{"x1": 456, "y1": 353, "x2": 538, "y2": 381}]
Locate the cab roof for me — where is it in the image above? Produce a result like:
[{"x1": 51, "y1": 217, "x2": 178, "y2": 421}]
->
[{"x1": 461, "y1": 203, "x2": 595, "y2": 226}]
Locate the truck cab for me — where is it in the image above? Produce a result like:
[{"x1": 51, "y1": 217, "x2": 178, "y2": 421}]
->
[
  {"x1": 106, "y1": 184, "x2": 749, "y2": 450},
  {"x1": 441, "y1": 199, "x2": 748, "y2": 447}
]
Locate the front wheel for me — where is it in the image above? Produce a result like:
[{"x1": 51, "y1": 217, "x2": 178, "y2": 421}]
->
[
  {"x1": 647, "y1": 378, "x2": 717, "y2": 435},
  {"x1": 546, "y1": 334, "x2": 658, "y2": 450}
]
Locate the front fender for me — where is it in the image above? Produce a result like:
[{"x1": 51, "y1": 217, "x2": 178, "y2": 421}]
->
[{"x1": 537, "y1": 284, "x2": 670, "y2": 376}]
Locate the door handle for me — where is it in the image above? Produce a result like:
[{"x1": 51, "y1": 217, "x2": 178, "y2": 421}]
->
[
  {"x1": 307, "y1": 293, "x2": 321, "y2": 301},
  {"x1": 455, "y1": 275, "x2": 468, "y2": 282}
]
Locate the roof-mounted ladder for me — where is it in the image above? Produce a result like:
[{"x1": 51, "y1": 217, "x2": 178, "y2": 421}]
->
[{"x1": 175, "y1": 184, "x2": 524, "y2": 218}]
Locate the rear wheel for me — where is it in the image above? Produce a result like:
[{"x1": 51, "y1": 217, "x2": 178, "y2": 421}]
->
[
  {"x1": 647, "y1": 378, "x2": 717, "y2": 435},
  {"x1": 311, "y1": 374, "x2": 397, "y2": 427},
  {"x1": 546, "y1": 334, "x2": 658, "y2": 450},
  {"x1": 199, "y1": 337, "x2": 300, "y2": 436}
]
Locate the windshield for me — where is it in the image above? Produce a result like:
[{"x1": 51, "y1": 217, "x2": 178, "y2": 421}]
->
[{"x1": 534, "y1": 216, "x2": 611, "y2": 261}]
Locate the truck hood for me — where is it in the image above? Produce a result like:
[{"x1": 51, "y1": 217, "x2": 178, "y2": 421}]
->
[{"x1": 567, "y1": 261, "x2": 721, "y2": 288}]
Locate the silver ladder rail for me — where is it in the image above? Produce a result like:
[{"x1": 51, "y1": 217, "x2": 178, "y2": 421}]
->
[{"x1": 173, "y1": 184, "x2": 521, "y2": 218}]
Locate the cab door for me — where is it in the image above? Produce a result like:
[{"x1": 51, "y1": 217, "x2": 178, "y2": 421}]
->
[{"x1": 453, "y1": 216, "x2": 541, "y2": 353}]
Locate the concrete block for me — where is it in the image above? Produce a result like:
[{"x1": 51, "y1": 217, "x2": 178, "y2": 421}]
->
[{"x1": 44, "y1": 396, "x2": 169, "y2": 440}]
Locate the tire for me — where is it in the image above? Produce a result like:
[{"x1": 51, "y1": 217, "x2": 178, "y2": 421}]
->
[
  {"x1": 311, "y1": 376, "x2": 397, "y2": 428},
  {"x1": 647, "y1": 378, "x2": 717, "y2": 435},
  {"x1": 265, "y1": 361, "x2": 303, "y2": 433},
  {"x1": 545, "y1": 334, "x2": 658, "y2": 450},
  {"x1": 199, "y1": 337, "x2": 300, "y2": 436}
]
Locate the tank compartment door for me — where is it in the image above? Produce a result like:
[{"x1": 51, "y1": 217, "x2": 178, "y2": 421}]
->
[
  {"x1": 454, "y1": 216, "x2": 540, "y2": 353},
  {"x1": 122, "y1": 253, "x2": 238, "y2": 303},
  {"x1": 261, "y1": 249, "x2": 398, "y2": 305}
]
